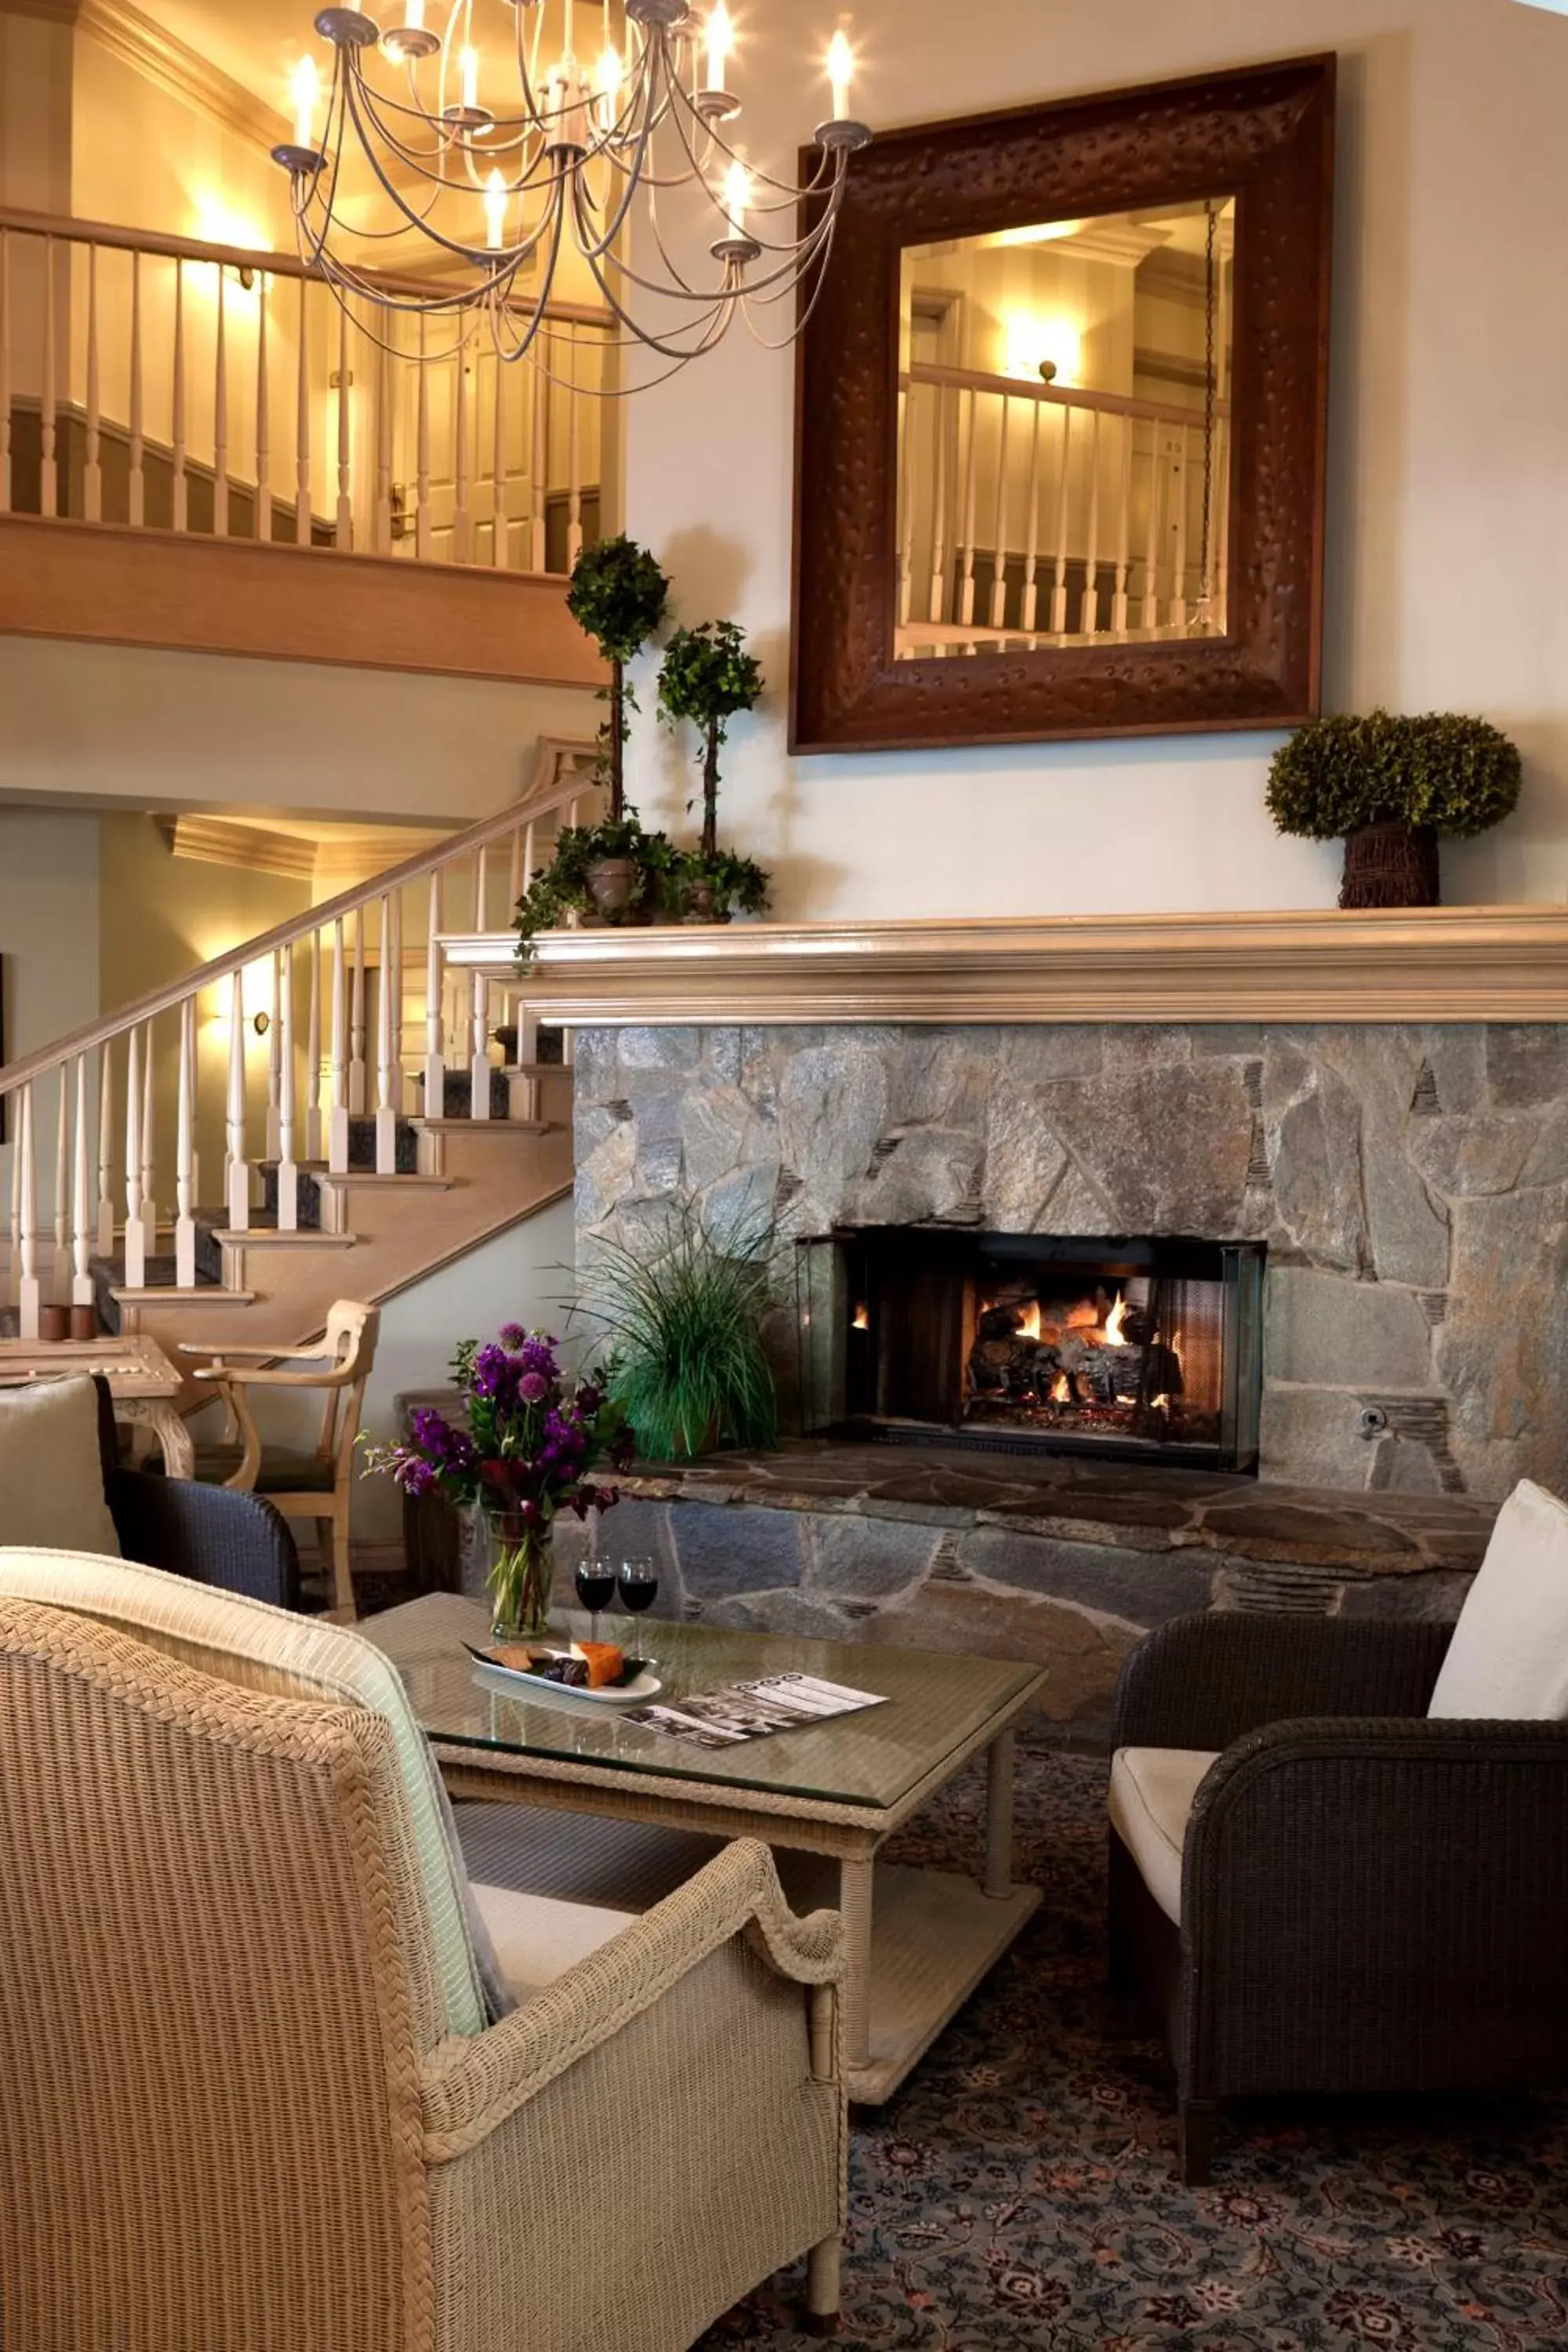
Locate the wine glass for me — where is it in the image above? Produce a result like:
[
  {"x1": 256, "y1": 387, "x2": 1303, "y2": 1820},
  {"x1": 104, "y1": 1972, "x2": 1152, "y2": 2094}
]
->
[
  {"x1": 617, "y1": 1557, "x2": 659, "y2": 1632},
  {"x1": 574, "y1": 1555, "x2": 618, "y2": 1644}
]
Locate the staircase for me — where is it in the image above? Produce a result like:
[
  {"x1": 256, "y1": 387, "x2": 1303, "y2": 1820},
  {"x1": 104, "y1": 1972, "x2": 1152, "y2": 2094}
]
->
[{"x1": 0, "y1": 736, "x2": 600, "y2": 1390}]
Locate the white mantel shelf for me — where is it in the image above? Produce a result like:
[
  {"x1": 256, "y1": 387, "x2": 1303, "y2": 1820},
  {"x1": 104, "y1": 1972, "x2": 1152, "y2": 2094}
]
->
[{"x1": 441, "y1": 907, "x2": 1568, "y2": 1025}]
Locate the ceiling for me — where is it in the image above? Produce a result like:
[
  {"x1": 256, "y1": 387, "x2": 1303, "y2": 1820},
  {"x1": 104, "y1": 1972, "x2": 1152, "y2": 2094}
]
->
[{"x1": 143, "y1": 0, "x2": 310, "y2": 109}]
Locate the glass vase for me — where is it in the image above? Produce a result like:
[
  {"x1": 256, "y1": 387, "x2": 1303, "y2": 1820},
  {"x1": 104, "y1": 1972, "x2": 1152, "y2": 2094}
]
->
[{"x1": 481, "y1": 1510, "x2": 554, "y2": 1642}]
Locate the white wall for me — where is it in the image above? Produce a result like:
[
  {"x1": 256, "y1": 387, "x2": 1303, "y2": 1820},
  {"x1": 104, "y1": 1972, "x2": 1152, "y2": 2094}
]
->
[
  {"x1": 623, "y1": 0, "x2": 1568, "y2": 916},
  {"x1": 0, "y1": 639, "x2": 593, "y2": 825},
  {"x1": 0, "y1": 811, "x2": 101, "y2": 1203}
]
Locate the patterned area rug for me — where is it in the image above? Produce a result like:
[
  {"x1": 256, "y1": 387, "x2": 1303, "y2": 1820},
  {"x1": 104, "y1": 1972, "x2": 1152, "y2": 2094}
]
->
[{"x1": 699, "y1": 1751, "x2": 1568, "y2": 2351}]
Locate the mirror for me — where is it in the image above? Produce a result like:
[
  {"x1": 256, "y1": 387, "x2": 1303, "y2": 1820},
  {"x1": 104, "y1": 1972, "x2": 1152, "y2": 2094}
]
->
[
  {"x1": 897, "y1": 198, "x2": 1236, "y2": 659},
  {"x1": 790, "y1": 58, "x2": 1335, "y2": 753}
]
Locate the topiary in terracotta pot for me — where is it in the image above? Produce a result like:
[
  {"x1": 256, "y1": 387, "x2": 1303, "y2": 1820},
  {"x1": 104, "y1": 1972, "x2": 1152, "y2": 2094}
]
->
[{"x1": 1266, "y1": 710, "x2": 1522, "y2": 909}]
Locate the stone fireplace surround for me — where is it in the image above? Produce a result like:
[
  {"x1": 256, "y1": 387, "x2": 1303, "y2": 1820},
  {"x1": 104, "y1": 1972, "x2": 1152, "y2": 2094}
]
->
[{"x1": 443, "y1": 909, "x2": 1568, "y2": 1733}]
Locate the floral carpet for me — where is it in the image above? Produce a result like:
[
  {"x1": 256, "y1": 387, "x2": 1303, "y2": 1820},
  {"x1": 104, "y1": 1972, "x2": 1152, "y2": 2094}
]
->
[{"x1": 697, "y1": 1751, "x2": 1568, "y2": 2352}]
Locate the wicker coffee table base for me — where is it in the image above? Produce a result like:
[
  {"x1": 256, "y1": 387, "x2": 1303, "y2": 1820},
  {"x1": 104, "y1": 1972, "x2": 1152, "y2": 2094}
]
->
[{"x1": 438, "y1": 1712, "x2": 1042, "y2": 2106}]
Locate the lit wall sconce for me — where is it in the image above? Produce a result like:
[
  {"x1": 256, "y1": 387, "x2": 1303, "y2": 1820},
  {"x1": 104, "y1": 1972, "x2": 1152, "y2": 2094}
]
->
[
  {"x1": 252, "y1": 1010, "x2": 271, "y2": 1038},
  {"x1": 1003, "y1": 310, "x2": 1082, "y2": 387}
]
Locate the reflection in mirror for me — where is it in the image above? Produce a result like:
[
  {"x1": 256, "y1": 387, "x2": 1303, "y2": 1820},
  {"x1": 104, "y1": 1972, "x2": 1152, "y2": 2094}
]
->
[{"x1": 895, "y1": 197, "x2": 1235, "y2": 660}]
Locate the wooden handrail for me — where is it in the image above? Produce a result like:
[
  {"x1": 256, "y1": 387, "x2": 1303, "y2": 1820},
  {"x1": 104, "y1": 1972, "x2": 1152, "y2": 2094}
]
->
[
  {"x1": 0, "y1": 205, "x2": 615, "y2": 333},
  {"x1": 901, "y1": 361, "x2": 1231, "y2": 434},
  {"x1": 0, "y1": 735, "x2": 595, "y2": 1098}
]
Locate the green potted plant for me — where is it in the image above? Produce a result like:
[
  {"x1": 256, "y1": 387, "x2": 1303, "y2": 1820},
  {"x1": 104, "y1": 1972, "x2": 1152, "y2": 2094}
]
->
[
  {"x1": 578, "y1": 1202, "x2": 779, "y2": 1461},
  {"x1": 657, "y1": 619, "x2": 771, "y2": 922},
  {"x1": 514, "y1": 812, "x2": 677, "y2": 964},
  {"x1": 1266, "y1": 710, "x2": 1522, "y2": 908},
  {"x1": 566, "y1": 535, "x2": 672, "y2": 919}
]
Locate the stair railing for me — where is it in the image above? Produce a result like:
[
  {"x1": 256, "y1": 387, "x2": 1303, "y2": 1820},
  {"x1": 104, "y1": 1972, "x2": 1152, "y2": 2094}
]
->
[
  {"x1": 0, "y1": 205, "x2": 612, "y2": 571},
  {"x1": 0, "y1": 736, "x2": 597, "y2": 1338}
]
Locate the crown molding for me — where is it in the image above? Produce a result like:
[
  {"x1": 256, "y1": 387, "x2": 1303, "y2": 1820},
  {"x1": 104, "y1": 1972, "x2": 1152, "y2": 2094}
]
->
[
  {"x1": 71, "y1": 0, "x2": 287, "y2": 151},
  {"x1": 159, "y1": 814, "x2": 318, "y2": 880}
]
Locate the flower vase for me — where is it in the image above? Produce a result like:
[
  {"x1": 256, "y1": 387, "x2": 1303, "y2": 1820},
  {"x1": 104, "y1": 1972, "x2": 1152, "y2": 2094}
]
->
[{"x1": 481, "y1": 1511, "x2": 554, "y2": 1641}]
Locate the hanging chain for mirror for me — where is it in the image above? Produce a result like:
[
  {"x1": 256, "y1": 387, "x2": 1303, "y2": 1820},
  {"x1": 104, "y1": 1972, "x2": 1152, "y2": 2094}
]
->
[{"x1": 1195, "y1": 199, "x2": 1219, "y2": 632}]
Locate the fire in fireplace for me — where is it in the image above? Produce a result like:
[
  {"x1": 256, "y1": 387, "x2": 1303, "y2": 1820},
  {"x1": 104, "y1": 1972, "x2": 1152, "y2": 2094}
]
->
[{"x1": 796, "y1": 1230, "x2": 1265, "y2": 1472}]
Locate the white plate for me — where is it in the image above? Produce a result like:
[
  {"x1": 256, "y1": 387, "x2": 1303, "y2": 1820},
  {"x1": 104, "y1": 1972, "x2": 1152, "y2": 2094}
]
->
[{"x1": 466, "y1": 1645, "x2": 662, "y2": 1710}]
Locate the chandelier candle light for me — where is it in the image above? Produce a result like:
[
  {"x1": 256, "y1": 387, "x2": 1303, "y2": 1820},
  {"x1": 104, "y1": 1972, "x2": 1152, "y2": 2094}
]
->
[{"x1": 271, "y1": 0, "x2": 871, "y2": 382}]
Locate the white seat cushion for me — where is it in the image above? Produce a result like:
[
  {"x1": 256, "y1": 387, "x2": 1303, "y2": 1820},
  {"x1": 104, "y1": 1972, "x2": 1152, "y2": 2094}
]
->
[
  {"x1": 0, "y1": 1378, "x2": 119, "y2": 1559},
  {"x1": 1428, "y1": 1479, "x2": 1568, "y2": 1720},
  {"x1": 470, "y1": 1882, "x2": 638, "y2": 1999},
  {"x1": 1108, "y1": 1745, "x2": 1221, "y2": 1926},
  {"x1": 0, "y1": 1546, "x2": 509, "y2": 2035}
]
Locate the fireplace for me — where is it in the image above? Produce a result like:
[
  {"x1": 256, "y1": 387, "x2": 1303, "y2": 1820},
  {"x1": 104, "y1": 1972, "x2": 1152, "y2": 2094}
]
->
[{"x1": 796, "y1": 1229, "x2": 1265, "y2": 1472}]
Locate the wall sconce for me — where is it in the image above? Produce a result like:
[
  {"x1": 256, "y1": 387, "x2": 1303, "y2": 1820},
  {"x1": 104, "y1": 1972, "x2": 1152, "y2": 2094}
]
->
[
  {"x1": 1003, "y1": 310, "x2": 1082, "y2": 387},
  {"x1": 252, "y1": 1010, "x2": 271, "y2": 1037}
]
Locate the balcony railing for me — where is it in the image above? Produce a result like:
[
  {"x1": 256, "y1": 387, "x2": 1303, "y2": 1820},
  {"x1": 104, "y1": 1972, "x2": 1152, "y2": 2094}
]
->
[{"x1": 0, "y1": 205, "x2": 612, "y2": 577}]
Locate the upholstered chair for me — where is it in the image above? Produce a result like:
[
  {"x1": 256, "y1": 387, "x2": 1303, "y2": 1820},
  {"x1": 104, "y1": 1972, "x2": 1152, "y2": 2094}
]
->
[
  {"x1": 1108, "y1": 1480, "x2": 1568, "y2": 2182},
  {"x1": 0, "y1": 1557, "x2": 845, "y2": 2350}
]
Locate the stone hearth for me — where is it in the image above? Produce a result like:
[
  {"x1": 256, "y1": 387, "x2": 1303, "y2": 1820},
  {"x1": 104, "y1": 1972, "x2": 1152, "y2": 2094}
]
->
[
  {"x1": 573, "y1": 1021, "x2": 1568, "y2": 1502},
  {"x1": 548, "y1": 1441, "x2": 1493, "y2": 1739}
]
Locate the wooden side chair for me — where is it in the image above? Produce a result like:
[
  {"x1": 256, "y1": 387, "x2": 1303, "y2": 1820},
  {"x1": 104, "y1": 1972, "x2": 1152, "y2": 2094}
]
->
[{"x1": 181, "y1": 1301, "x2": 379, "y2": 1618}]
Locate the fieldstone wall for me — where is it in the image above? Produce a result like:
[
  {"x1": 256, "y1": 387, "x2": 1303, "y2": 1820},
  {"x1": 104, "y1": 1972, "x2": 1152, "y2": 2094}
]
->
[{"x1": 574, "y1": 1021, "x2": 1568, "y2": 1503}]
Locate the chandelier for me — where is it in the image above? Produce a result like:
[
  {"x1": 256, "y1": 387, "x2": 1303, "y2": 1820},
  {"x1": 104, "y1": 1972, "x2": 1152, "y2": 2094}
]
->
[{"x1": 271, "y1": 1, "x2": 871, "y2": 381}]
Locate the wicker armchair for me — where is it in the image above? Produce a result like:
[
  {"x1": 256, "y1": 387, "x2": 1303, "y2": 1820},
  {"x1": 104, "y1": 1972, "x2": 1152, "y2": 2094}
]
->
[
  {"x1": 1109, "y1": 1611, "x2": 1568, "y2": 2183},
  {"x1": 90, "y1": 1377, "x2": 299, "y2": 1608},
  {"x1": 0, "y1": 1595, "x2": 845, "y2": 2352}
]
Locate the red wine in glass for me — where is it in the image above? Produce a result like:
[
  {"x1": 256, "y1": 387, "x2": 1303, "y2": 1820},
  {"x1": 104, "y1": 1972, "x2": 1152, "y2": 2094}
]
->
[
  {"x1": 574, "y1": 1561, "x2": 617, "y2": 1642},
  {"x1": 617, "y1": 1563, "x2": 659, "y2": 1617}
]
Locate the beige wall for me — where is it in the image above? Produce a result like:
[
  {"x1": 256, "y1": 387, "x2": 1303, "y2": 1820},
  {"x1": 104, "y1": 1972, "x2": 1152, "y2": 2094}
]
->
[{"x1": 622, "y1": 0, "x2": 1568, "y2": 916}]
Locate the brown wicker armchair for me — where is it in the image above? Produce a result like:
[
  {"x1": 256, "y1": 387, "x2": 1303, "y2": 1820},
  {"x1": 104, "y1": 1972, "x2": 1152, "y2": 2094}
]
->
[
  {"x1": 0, "y1": 1596, "x2": 846, "y2": 2351},
  {"x1": 1109, "y1": 1611, "x2": 1568, "y2": 2183}
]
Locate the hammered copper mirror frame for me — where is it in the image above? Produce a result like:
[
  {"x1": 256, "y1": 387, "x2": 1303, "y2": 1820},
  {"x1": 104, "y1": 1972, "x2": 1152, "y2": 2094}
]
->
[{"x1": 789, "y1": 54, "x2": 1335, "y2": 753}]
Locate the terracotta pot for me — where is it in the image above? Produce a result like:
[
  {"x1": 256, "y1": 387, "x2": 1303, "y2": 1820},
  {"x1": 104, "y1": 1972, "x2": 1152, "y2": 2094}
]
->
[
  {"x1": 682, "y1": 878, "x2": 717, "y2": 924},
  {"x1": 38, "y1": 1305, "x2": 68, "y2": 1343},
  {"x1": 69, "y1": 1305, "x2": 97, "y2": 1342},
  {"x1": 1339, "y1": 822, "x2": 1439, "y2": 909},
  {"x1": 585, "y1": 856, "x2": 639, "y2": 920}
]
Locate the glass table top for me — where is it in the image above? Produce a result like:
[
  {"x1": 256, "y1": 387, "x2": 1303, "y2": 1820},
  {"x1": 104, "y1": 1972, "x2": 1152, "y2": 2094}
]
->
[{"x1": 364, "y1": 1592, "x2": 1040, "y2": 1812}]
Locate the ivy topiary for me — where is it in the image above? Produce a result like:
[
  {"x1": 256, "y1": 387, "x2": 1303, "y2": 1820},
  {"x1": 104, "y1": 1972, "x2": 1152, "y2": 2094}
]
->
[
  {"x1": 658, "y1": 620, "x2": 765, "y2": 860},
  {"x1": 513, "y1": 811, "x2": 676, "y2": 965},
  {"x1": 1266, "y1": 710, "x2": 1522, "y2": 841},
  {"x1": 565, "y1": 536, "x2": 671, "y2": 822}
]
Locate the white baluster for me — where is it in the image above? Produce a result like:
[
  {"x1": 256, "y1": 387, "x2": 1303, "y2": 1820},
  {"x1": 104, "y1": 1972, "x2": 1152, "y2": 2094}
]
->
[
  {"x1": 566, "y1": 326, "x2": 583, "y2": 566},
  {"x1": 140, "y1": 1020, "x2": 156, "y2": 1265},
  {"x1": 474, "y1": 843, "x2": 489, "y2": 931},
  {"x1": 336, "y1": 297, "x2": 353, "y2": 549},
  {"x1": 529, "y1": 344, "x2": 547, "y2": 571},
  {"x1": 72, "y1": 1054, "x2": 93, "y2": 1312},
  {"x1": 895, "y1": 383, "x2": 913, "y2": 633},
  {"x1": 128, "y1": 248, "x2": 144, "y2": 528},
  {"x1": 470, "y1": 969, "x2": 491, "y2": 1122},
  {"x1": 40, "y1": 236, "x2": 56, "y2": 520},
  {"x1": 96, "y1": 1042, "x2": 114, "y2": 1256},
  {"x1": 8, "y1": 1107, "x2": 20, "y2": 1308},
  {"x1": 255, "y1": 271, "x2": 270, "y2": 541},
  {"x1": 328, "y1": 916, "x2": 350, "y2": 1174},
  {"x1": 1112, "y1": 416, "x2": 1133, "y2": 637},
  {"x1": 508, "y1": 823, "x2": 523, "y2": 909},
  {"x1": 416, "y1": 314, "x2": 433, "y2": 561},
  {"x1": 1050, "y1": 406, "x2": 1073, "y2": 635},
  {"x1": 277, "y1": 941, "x2": 299, "y2": 1231},
  {"x1": 389, "y1": 887, "x2": 404, "y2": 1106},
  {"x1": 124, "y1": 1026, "x2": 146, "y2": 1290},
  {"x1": 53, "y1": 1067, "x2": 68, "y2": 1302},
  {"x1": 1079, "y1": 409, "x2": 1103, "y2": 637},
  {"x1": 305, "y1": 926, "x2": 322, "y2": 1160},
  {"x1": 226, "y1": 969, "x2": 250, "y2": 1233},
  {"x1": 424, "y1": 871, "x2": 445, "y2": 1123},
  {"x1": 1021, "y1": 401, "x2": 1043, "y2": 641},
  {"x1": 521, "y1": 818, "x2": 537, "y2": 891},
  {"x1": 350, "y1": 906, "x2": 367, "y2": 1115},
  {"x1": 927, "y1": 381, "x2": 949, "y2": 628},
  {"x1": 266, "y1": 951, "x2": 282, "y2": 1160},
  {"x1": 296, "y1": 278, "x2": 312, "y2": 544},
  {"x1": 0, "y1": 228, "x2": 10, "y2": 515},
  {"x1": 175, "y1": 997, "x2": 197, "y2": 1287},
  {"x1": 171, "y1": 257, "x2": 187, "y2": 533},
  {"x1": 17, "y1": 1083, "x2": 38, "y2": 1341},
  {"x1": 1170, "y1": 423, "x2": 1190, "y2": 629},
  {"x1": 212, "y1": 263, "x2": 230, "y2": 536},
  {"x1": 454, "y1": 326, "x2": 472, "y2": 564},
  {"x1": 988, "y1": 393, "x2": 1011, "y2": 634},
  {"x1": 492, "y1": 341, "x2": 510, "y2": 567},
  {"x1": 1142, "y1": 427, "x2": 1163, "y2": 633},
  {"x1": 957, "y1": 387, "x2": 978, "y2": 630},
  {"x1": 376, "y1": 895, "x2": 397, "y2": 1173},
  {"x1": 84, "y1": 244, "x2": 102, "y2": 523}
]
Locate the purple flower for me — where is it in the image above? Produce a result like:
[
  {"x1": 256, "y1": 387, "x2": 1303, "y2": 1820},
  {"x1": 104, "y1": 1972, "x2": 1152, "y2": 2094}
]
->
[
  {"x1": 394, "y1": 1456, "x2": 437, "y2": 1497},
  {"x1": 499, "y1": 1323, "x2": 527, "y2": 1348},
  {"x1": 517, "y1": 1370, "x2": 550, "y2": 1403}
]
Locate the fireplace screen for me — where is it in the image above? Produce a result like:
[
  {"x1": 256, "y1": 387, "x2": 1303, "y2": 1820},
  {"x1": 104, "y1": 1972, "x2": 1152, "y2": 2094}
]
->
[{"x1": 796, "y1": 1230, "x2": 1264, "y2": 1472}]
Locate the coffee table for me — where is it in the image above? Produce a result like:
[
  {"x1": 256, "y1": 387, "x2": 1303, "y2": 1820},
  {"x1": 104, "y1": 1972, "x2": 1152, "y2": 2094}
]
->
[{"x1": 365, "y1": 1592, "x2": 1044, "y2": 2104}]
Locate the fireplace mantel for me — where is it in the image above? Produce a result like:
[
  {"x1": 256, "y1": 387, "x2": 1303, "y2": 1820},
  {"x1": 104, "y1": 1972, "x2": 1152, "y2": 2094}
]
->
[{"x1": 444, "y1": 906, "x2": 1568, "y2": 1025}]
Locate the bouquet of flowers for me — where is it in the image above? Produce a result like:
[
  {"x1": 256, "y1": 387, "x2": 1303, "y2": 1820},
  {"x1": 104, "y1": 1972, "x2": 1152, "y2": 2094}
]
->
[{"x1": 363, "y1": 1326, "x2": 633, "y2": 1637}]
